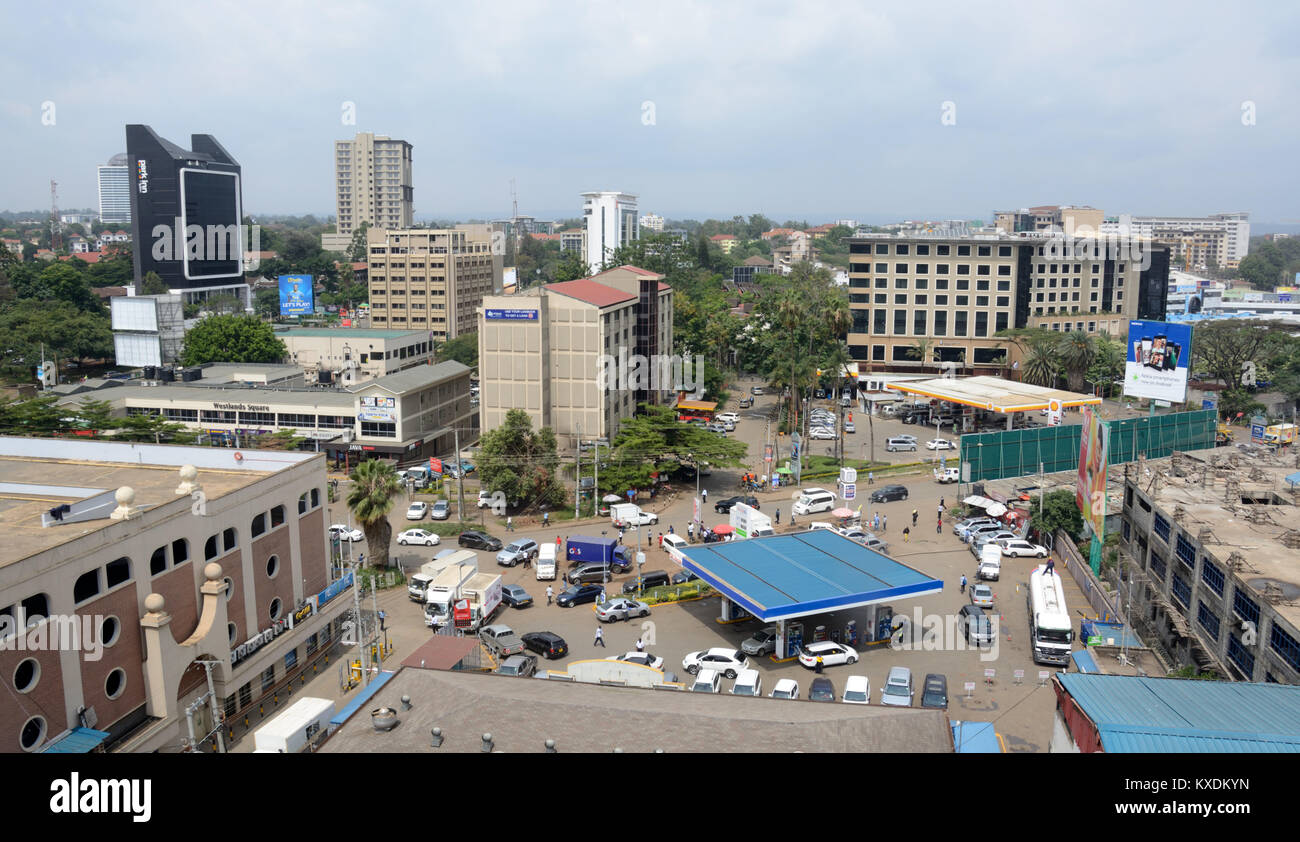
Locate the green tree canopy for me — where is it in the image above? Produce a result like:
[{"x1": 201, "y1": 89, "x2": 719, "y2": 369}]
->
[
  {"x1": 436, "y1": 332, "x2": 478, "y2": 369},
  {"x1": 1030, "y1": 489, "x2": 1084, "y2": 542},
  {"x1": 346, "y1": 458, "x2": 402, "y2": 567},
  {"x1": 478, "y1": 409, "x2": 567, "y2": 512},
  {"x1": 179, "y1": 314, "x2": 288, "y2": 366}
]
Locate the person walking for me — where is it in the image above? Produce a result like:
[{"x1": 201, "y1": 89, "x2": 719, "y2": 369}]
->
[
  {"x1": 556, "y1": 535, "x2": 562, "y2": 550},
  {"x1": 937, "y1": 503, "x2": 944, "y2": 519},
  {"x1": 1045, "y1": 558, "x2": 1056, "y2": 576},
  {"x1": 911, "y1": 509, "x2": 918, "y2": 527},
  {"x1": 546, "y1": 585, "x2": 554, "y2": 606},
  {"x1": 594, "y1": 626, "x2": 606, "y2": 648},
  {"x1": 506, "y1": 516, "x2": 514, "y2": 532},
  {"x1": 868, "y1": 471, "x2": 874, "y2": 485},
  {"x1": 543, "y1": 511, "x2": 550, "y2": 527},
  {"x1": 960, "y1": 573, "x2": 967, "y2": 594},
  {"x1": 701, "y1": 488, "x2": 708, "y2": 504},
  {"x1": 903, "y1": 526, "x2": 910, "y2": 543},
  {"x1": 523, "y1": 551, "x2": 531, "y2": 569},
  {"x1": 882, "y1": 514, "x2": 887, "y2": 532},
  {"x1": 936, "y1": 516, "x2": 942, "y2": 534},
  {"x1": 775, "y1": 507, "x2": 781, "y2": 525},
  {"x1": 939, "y1": 497, "x2": 945, "y2": 509}
]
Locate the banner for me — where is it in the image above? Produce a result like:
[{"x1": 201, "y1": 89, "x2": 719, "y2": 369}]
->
[
  {"x1": 1123, "y1": 320, "x2": 1193, "y2": 403},
  {"x1": 279, "y1": 274, "x2": 314, "y2": 316},
  {"x1": 1075, "y1": 406, "x2": 1109, "y2": 539}
]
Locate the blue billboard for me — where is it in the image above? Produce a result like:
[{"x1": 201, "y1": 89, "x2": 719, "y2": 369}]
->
[
  {"x1": 279, "y1": 274, "x2": 314, "y2": 316},
  {"x1": 1123, "y1": 320, "x2": 1194, "y2": 404},
  {"x1": 484, "y1": 308, "x2": 538, "y2": 321}
]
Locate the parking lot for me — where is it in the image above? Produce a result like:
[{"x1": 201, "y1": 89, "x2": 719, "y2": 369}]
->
[{"x1": 321, "y1": 384, "x2": 1091, "y2": 753}]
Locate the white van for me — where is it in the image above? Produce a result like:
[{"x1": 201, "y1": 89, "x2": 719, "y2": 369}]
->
[
  {"x1": 536, "y1": 542, "x2": 557, "y2": 580},
  {"x1": 807, "y1": 521, "x2": 838, "y2": 532},
  {"x1": 729, "y1": 668, "x2": 762, "y2": 697},
  {"x1": 886, "y1": 437, "x2": 918, "y2": 452},
  {"x1": 792, "y1": 488, "x2": 835, "y2": 516},
  {"x1": 689, "y1": 668, "x2": 722, "y2": 693}
]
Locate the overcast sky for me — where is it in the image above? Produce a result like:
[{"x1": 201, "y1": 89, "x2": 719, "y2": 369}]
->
[{"x1": 3, "y1": 1, "x2": 1298, "y2": 224}]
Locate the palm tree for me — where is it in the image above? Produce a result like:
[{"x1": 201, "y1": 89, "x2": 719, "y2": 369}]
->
[
  {"x1": 346, "y1": 458, "x2": 402, "y2": 568},
  {"x1": 907, "y1": 337, "x2": 935, "y2": 372},
  {"x1": 1058, "y1": 332, "x2": 1097, "y2": 393},
  {"x1": 1022, "y1": 339, "x2": 1059, "y2": 387}
]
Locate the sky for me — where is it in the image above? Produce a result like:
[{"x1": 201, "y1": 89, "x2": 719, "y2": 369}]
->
[{"x1": 3, "y1": 1, "x2": 1299, "y2": 225}]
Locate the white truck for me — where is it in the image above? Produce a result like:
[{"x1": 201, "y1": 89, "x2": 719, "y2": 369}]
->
[
  {"x1": 976, "y1": 543, "x2": 1002, "y2": 581},
  {"x1": 730, "y1": 502, "x2": 774, "y2": 539},
  {"x1": 420, "y1": 555, "x2": 481, "y2": 628},
  {"x1": 252, "y1": 696, "x2": 334, "y2": 753},
  {"x1": 451, "y1": 572, "x2": 503, "y2": 633},
  {"x1": 1028, "y1": 564, "x2": 1074, "y2": 665},
  {"x1": 407, "y1": 549, "x2": 476, "y2": 602},
  {"x1": 536, "y1": 542, "x2": 557, "y2": 580},
  {"x1": 934, "y1": 466, "x2": 960, "y2": 484},
  {"x1": 610, "y1": 502, "x2": 658, "y2": 527}
]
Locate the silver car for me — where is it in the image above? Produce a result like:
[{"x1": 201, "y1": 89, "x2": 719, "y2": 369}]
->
[
  {"x1": 595, "y1": 597, "x2": 650, "y2": 622},
  {"x1": 741, "y1": 626, "x2": 778, "y2": 656},
  {"x1": 495, "y1": 654, "x2": 537, "y2": 678}
]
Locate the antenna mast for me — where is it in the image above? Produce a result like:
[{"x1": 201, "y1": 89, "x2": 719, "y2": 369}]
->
[{"x1": 50, "y1": 179, "x2": 62, "y2": 252}]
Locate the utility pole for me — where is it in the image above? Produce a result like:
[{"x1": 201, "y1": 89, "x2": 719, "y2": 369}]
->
[
  {"x1": 574, "y1": 423, "x2": 582, "y2": 518},
  {"x1": 351, "y1": 559, "x2": 370, "y2": 686},
  {"x1": 592, "y1": 441, "x2": 600, "y2": 518},
  {"x1": 453, "y1": 427, "x2": 466, "y2": 521}
]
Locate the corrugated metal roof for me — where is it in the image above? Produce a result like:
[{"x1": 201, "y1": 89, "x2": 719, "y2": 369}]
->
[
  {"x1": 951, "y1": 721, "x2": 1002, "y2": 753},
  {"x1": 1057, "y1": 673, "x2": 1300, "y2": 752},
  {"x1": 351, "y1": 361, "x2": 470, "y2": 395},
  {"x1": 40, "y1": 727, "x2": 110, "y2": 753}
]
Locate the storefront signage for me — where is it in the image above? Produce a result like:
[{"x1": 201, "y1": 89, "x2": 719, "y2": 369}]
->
[
  {"x1": 293, "y1": 596, "x2": 318, "y2": 625},
  {"x1": 231, "y1": 614, "x2": 295, "y2": 667},
  {"x1": 360, "y1": 396, "x2": 396, "y2": 409},
  {"x1": 485, "y1": 309, "x2": 539, "y2": 321},
  {"x1": 317, "y1": 571, "x2": 354, "y2": 609},
  {"x1": 213, "y1": 402, "x2": 271, "y2": 412},
  {"x1": 357, "y1": 408, "x2": 397, "y2": 423}
]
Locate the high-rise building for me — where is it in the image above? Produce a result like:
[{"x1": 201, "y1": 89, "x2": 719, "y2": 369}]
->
[
  {"x1": 331, "y1": 133, "x2": 413, "y2": 248},
  {"x1": 640, "y1": 213, "x2": 665, "y2": 232},
  {"x1": 125, "y1": 125, "x2": 246, "y2": 305},
  {"x1": 1101, "y1": 213, "x2": 1250, "y2": 269},
  {"x1": 583, "y1": 192, "x2": 639, "y2": 274},
  {"x1": 97, "y1": 154, "x2": 131, "y2": 224},
  {"x1": 367, "y1": 226, "x2": 501, "y2": 342}
]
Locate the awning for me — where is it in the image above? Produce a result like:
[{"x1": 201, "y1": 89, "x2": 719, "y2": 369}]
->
[
  {"x1": 676, "y1": 400, "x2": 718, "y2": 412},
  {"x1": 986, "y1": 503, "x2": 1008, "y2": 517},
  {"x1": 712, "y1": 524, "x2": 735, "y2": 535},
  {"x1": 963, "y1": 495, "x2": 996, "y2": 509},
  {"x1": 40, "y1": 727, "x2": 110, "y2": 753}
]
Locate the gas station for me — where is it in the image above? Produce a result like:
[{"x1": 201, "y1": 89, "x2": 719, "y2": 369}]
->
[
  {"x1": 887, "y1": 375, "x2": 1102, "y2": 430},
  {"x1": 676, "y1": 530, "x2": 944, "y2": 658}
]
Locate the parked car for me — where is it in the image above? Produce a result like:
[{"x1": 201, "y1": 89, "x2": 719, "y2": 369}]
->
[
  {"x1": 595, "y1": 597, "x2": 650, "y2": 622},
  {"x1": 707, "y1": 422, "x2": 728, "y2": 434},
  {"x1": 738, "y1": 397, "x2": 754, "y2": 409},
  {"x1": 886, "y1": 437, "x2": 917, "y2": 453},
  {"x1": 715, "y1": 412, "x2": 739, "y2": 425},
  {"x1": 730, "y1": 669, "x2": 762, "y2": 696},
  {"x1": 670, "y1": 569, "x2": 699, "y2": 584},
  {"x1": 328, "y1": 524, "x2": 363, "y2": 542},
  {"x1": 682, "y1": 647, "x2": 750, "y2": 678},
  {"x1": 741, "y1": 626, "x2": 779, "y2": 657},
  {"x1": 496, "y1": 538, "x2": 539, "y2": 567},
  {"x1": 478, "y1": 624, "x2": 525, "y2": 658},
  {"x1": 808, "y1": 427, "x2": 837, "y2": 440},
  {"x1": 964, "y1": 524, "x2": 1006, "y2": 544},
  {"x1": 714, "y1": 495, "x2": 760, "y2": 514},
  {"x1": 396, "y1": 529, "x2": 439, "y2": 547},
  {"x1": 430, "y1": 500, "x2": 451, "y2": 520},
  {"x1": 797, "y1": 640, "x2": 859, "y2": 669},
  {"x1": 568, "y1": 563, "x2": 617, "y2": 585},
  {"x1": 921, "y1": 673, "x2": 949, "y2": 709},
  {"x1": 689, "y1": 668, "x2": 723, "y2": 693},
  {"x1": 459, "y1": 530, "x2": 503, "y2": 551},
  {"x1": 622, "y1": 570, "x2": 672, "y2": 592},
  {"x1": 842, "y1": 675, "x2": 871, "y2": 705},
  {"x1": 494, "y1": 654, "x2": 537, "y2": 678},
  {"x1": 501, "y1": 584, "x2": 533, "y2": 608},
  {"x1": 969, "y1": 583, "x2": 995, "y2": 608},
  {"x1": 606, "y1": 651, "x2": 665, "y2": 670},
  {"x1": 953, "y1": 518, "x2": 999, "y2": 538},
  {"x1": 879, "y1": 666, "x2": 914, "y2": 707},
  {"x1": 844, "y1": 421, "x2": 856, "y2": 434},
  {"x1": 1002, "y1": 539, "x2": 1049, "y2": 558},
  {"x1": 769, "y1": 678, "x2": 800, "y2": 699},
  {"x1": 521, "y1": 631, "x2": 568, "y2": 659},
  {"x1": 556, "y1": 584, "x2": 604, "y2": 607},
  {"x1": 925, "y1": 439, "x2": 955, "y2": 451},
  {"x1": 970, "y1": 531, "x2": 1017, "y2": 554},
  {"x1": 869, "y1": 484, "x2": 909, "y2": 503},
  {"x1": 959, "y1": 604, "x2": 994, "y2": 646},
  {"x1": 808, "y1": 677, "x2": 836, "y2": 702},
  {"x1": 750, "y1": 386, "x2": 764, "y2": 395},
  {"x1": 405, "y1": 501, "x2": 429, "y2": 520}
]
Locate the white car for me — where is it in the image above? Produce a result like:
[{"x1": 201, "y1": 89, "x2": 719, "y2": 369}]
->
[
  {"x1": 926, "y1": 439, "x2": 956, "y2": 451},
  {"x1": 808, "y1": 427, "x2": 838, "y2": 440},
  {"x1": 879, "y1": 666, "x2": 914, "y2": 707},
  {"x1": 682, "y1": 647, "x2": 750, "y2": 679},
  {"x1": 605, "y1": 651, "x2": 665, "y2": 671},
  {"x1": 396, "y1": 529, "x2": 440, "y2": 547},
  {"x1": 328, "y1": 524, "x2": 363, "y2": 542},
  {"x1": 797, "y1": 640, "x2": 859, "y2": 669},
  {"x1": 730, "y1": 668, "x2": 763, "y2": 696},
  {"x1": 1002, "y1": 539, "x2": 1049, "y2": 558},
  {"x1": 405, "y1": 501, "x2": 429, "y2": 520},
  {"x1": 844, "y1": 421, "x2": 856, "y2": 434},
  {"x1": 716, "y1": 412, "x2": 739, "y2": 425},
  {"x1": 842, "y1": 675, "x2": 871, "y2": 705},
  {"x1": 769, "y1": 678, "x2": 800, "y2": 700}
]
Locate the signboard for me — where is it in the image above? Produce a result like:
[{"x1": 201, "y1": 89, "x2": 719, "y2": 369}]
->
[
  {"x1": 1075, "y1": 406, "x2": 1109, "y2": 539},
  {"x1": 1123, "y1": 320, "x2": 1193, "y2": 403},
  {"x1": 484, "y1": 308, "x2": 539, "y2": 321},
  {"x1": 278, "y1": 274, "x2": 314, "y2": 316},
  {"x1": 1201, "y1": 398, "x2": 1217, "y2": 411},
  {"x1": 1251, "y1": 415, "x2": 1267, "y2": 444},
  {"x1": 358, "y1": 395, "x2": 397, "y2": 423},
  {"x1": 841, "y1": 482, "x2": 856, "y2": 501},
  {"x1": 357, "y1": 408, "x2": 397, "y2": 423},
  {"x1": 429, "y1": 457, "x2": 443, "y2": 474},
  {"x1": 341, "y1": 318, "x2": 352, "y2": 327},
  {"x1": 231, "y1": 613, "x2": 295, "y2": 667}
]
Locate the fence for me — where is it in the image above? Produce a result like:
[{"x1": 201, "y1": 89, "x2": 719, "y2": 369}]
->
[{"x1": 960, "y1": 409, "x2": 1216, "y2": 483}]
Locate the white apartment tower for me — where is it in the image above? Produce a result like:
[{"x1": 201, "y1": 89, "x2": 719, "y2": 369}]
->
[
  {"x1": 583, "y1": 191, "x2": 639, "y2": 274},
  {"x1": 97, "y1": 153, "x2": 131, "y2": 224},
  {"x1": 335, "y1": 132, "x2": 414, "y2": 237}
]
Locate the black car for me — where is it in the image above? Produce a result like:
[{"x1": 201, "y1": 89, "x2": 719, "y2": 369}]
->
[
  {"x1": 921, "y1": 673, "x2": 948, "y2": 709},
  {"x1": 671, "y1": 570, "x2": 699, "y2": 585},
  {"x1": 567, "y1": 563, "x2": 614, "y2": 585},
  {"x1": 501, "y1": 584, "x2": 533, "y2": 608},
  {"x1": 622, "y1": 570, "x2": 671, "y2": 593},
  {"x1": 869, "y1": 484, "x2": 908, "y2": 503},
  {"x1": 521, "y1": 631, "x2": 568, "y2": 659},
  {"x1": 809, "y1": 676, "x2": 836, "y2": 702},
  {"x1": 458, "y1": 530, "x2": 503, "y2": 551},
  {"x1": 714, "y1": 495, "x2": 759, "y2": 514},
  {"x1": 556, "y1": 584, "x2": 605, "y2": 607}
]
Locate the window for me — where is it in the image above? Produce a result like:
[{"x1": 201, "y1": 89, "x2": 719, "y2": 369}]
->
[
  {"x1": 270, "y1": 505, "x2": 285, "y2": 528},
  {"x1": 995, "y1": 313, "x2": 1008, "y2": 332},
  {"x1": 1233, "y1": 588, "x2": 1260, "y2": 626},
  {"x1": 1171, "y1": 572, "x2": 1191, "y2": 609},
  {"x1": 934, "y1": 312, "x2": 947, "y2": 336},
  {"x1": 976, "y1": 295, "x2": 989, "y2": 307},
  {"x1": 872, "y1": 345, "x2": 885, "y2": 361},
  {"x1": 223, "y1": 528, "x2": 237, "y2": 552},
  {"x1": 935, "y1": 278, "x2": 949, "y2": 289},
  {"x1": 913, "y1": 311, "x2": 927, "y2": 336},
  {"x1": 874, "y1": 294, "x2": 887, "y2": 304},
  {"x1": 893, "y1": 294, "x2": 907, "y2": 305},
  {"x1": 13, "y1": 658, "x2": 39, "y2": 693},
  {"x1": 935, "y1": 295, "x2": 949, "y2": 306},
  {"x1": 1153, "y1": 513, "x2": 1171, "y2": 542},
  {"x1": 105, "y1": 668, "x2": 126, "y2": 700},
  {"x1": 1122, "y1": 519, "x2": 1131, "y2": 541},
  {"x1": 937, "y1": 245, "x2": 950, "y2": 255},
  {"x1": 105, "y1": 557, "x2": 131, "y2": 588},
  {"x1": 150, "y1": 546, "x2": 167, "y2": 576},
  {"x1": 874, "y1": 278, "x2": 887, "y2": 288},
  {"x1": 266, "y1": 555, "x2": 280, "y2": 578},
  {"x1": 238, "y1": 682, "x2": 253, "y2": 707},
  {"x1": 915, "y1": 263, "x2": 929, "y2": 274},
  {"x1": 205, "y1": 535, "x2": 219, "y2": 561},
  {"x1": 19, "y1": 717, "x2": 46, "y2": 752},
  {"x1": 894, "y1": 277, "x2": 908, "y2": 289},
  {"x1": 957, "y1": 264, "x2": 970, "y2": 275},
  {"x1": 974, "y1": 312, "x2": 988, "y2": 337},
  {"x1": 954, "y1": 312, "x2": 968, "y2": 336},
  {"x1": 977, "y1": 266, "x2": 990, "y2": 277},
  {"x1": 957, "y1": 245, "x2": 970, "y2": 256},
  {"x1": 895, "y1": 244, "x2": 909, "y2": 255},
  {"x1": 956, "y1": 279, "x2": 969, "y2": 290},
  {"x1": 893, "y1": 310, "x2": 907, "y2": 335},
  {"x1": 977, "y1": 245, "x2": 991, "y2": 257},
  {"x1": 997, "y1": 265, "x2": 1011, "y2": 276},
  {"x1": 998, "y1": 245, "x2": 1012, "y2": 257},
  {"x1": 875, "y1": 263, "x2": 887, "y2": 273},
  {"x1": 261, "y1": 664, "x2": 276, "y2": 692},
  {"x1": 1227, "y1": 633, "x2": 1256, "y2": 678},
  {"x1": 1175, "y1": 534, "x2": 1195, "y2": 568},
  {"x1": 1197, "y1": 602, "x2": 1221, "y2": 641},
  {"x1": 285, "y1": 648, "x2": 298, "y2": 670},
  {"x1": 361, "y1": 421, "x2": 397, "y2": 438},
  {"x1": 311, "y1": 488, "x2": 320, "y2": 508},
  {"x1": 875, "y1": 244, "x2": 888, "y2": 255},
  {"x1": 73, "y1": 570, "x2": 100, "y2": 603},
  {"x1": 173, "y1": 539, "x2": 188, "y2": 566},
  {"x1": 955, "y1": 295, "x2": 969, "y2": 306},
  {"x1": 873, "y1": 310, "x2": 887, "y2": 334},
  {"x1": 915, "y1": 294, "x2": 928, "y2": 305},
  {"x1": 251, "y1": 513, "x2": 267, "y2": 538},
  {"x1": 916, "y1": 244, "x2": 930, "y2": 256},
  {"x1": 1149, "y1": 552, "x2": 1166, "y2": 581},
  {"x1": 1270, "y1": 625, "x2": 1300, "y2": 672}
]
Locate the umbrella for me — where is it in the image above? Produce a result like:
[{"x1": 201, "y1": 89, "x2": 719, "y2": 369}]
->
[
  {"x1": 712, "y1": 524, "x2": 736, "y2": 535},
  {"x1": 986, "y1": 503, "x2": 1008, "y2": 517},
  {"x1": 603, "y1": 494, "x2": 623, "y2": 503},
  {"x1": 1286, "y1": 471, "x2": 1300, "y2": 488},
  {"x1": 831, "y1": 507, "x2": 855, "y2": 519}
]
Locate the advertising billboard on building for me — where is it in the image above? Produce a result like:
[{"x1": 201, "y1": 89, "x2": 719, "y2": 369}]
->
[
  {"x1": 279, "y1": 274, "x2": 314, "y2": 316},
  {"x1": 1123, "y1": 320, "x2": 1193, "y2": 403},
  {"x1": 1075, "y1": 406, "x2": 1108, "y2": 539}
]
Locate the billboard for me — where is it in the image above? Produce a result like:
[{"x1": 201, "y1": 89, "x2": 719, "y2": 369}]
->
[
  {"x1": 1075, "y1": 406, "x2": 1109, "y2": 539},
  {"x1": 484, "y1": 308, "x2": 538, "y2": 321},
  {"x1": 1123, "y1": 320, "x2": 1193, "y2": 403},
  {"x1": 279, "y1": 274, "x2": 314, "y2": 316}
]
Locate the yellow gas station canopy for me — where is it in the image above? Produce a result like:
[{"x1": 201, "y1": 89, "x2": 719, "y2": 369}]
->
[{"x1": 888, "y1": 376, "x2": 1101, "y2": 413}]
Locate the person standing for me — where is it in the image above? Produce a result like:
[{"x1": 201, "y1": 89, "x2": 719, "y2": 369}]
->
[
  {"x1": 960, "y1": 573, "x2": 967, "y2": 594},
  {"x1": 594, "y1": 626, "x2": 606, "y2": 648},
  {"x1": 556, "y1": 535, "x2": 562, "y2": 550},
  {"x1": 1045, "y1": 558, "x2": 1056, "y2": 576},
  {"x1": 868, "y1": 471, "x2": 874, "y2": 485},
  {"x1": 882, "y1": 514, "x2": 887, "y2": 532},
  {"x1": 911, "y1": 508, "x2": 918, "y2": 527},
  {"x1": 903, "y1": 526, "x2": 910, "y2": 543},
  {"x1": 506, "y1": 516, "x2": 514, "y2": 532},
  {"x1": 635, "y1": 637, "x2": 645, "y2": 653},
  {"x1": 814, "y1": 655, "x2": 824, "y2": 674},
  {"x1": 687, "y1": 522, "x2": 695, "y2": 541},
  {"x1": 775, "y1": 507, "x2": 781, "y2": 525},
  {"x1": 936, "y1": 517, "x2": 942, "y2": 534},
  {"x1": 937, "y1": 503, "x2": 944, "y2": 519},
  {"x1": 546, "y1": 585, "x2": 554, "y2": 606},
  {"x1": 701, "y1": 488, "x2": 708, "y2": 504}
]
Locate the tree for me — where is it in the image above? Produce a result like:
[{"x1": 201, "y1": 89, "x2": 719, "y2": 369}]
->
[
  {"x1": 554, "y1": 249, "x2": 587, "y2": 282},
  {"x1": 478, "y1": 409, "x2": 567, "y2": 512},
  {"x1": 436, "y1": 333, "x2": 478, "y2": 369},
  {"x1": 139, "y1": 271, "x2": 168, "y2": 295},
  {"x1": 73, "y1": 398, "x2": 115, "y2": 432},
  {"x1": 1190, "y1": 320, "x2": 1292, "y2": 389},
  {"x1": 0, "y1": 300, "x2": 113, "y2": 376},
  {"x1": 179, "y1": 314, "x2": 288, "y2": 366},
  {"x1": 1058, "y1": 332, "x2": 1097, "y2": 393},
  {"x1": 346, "y1": 459, "x2": 402, "y2": 568},
  {"x1": 1030, "y1": 489, "x2": 1084, "y2": 542},
  {"x1": 606, "y1": 404, "x2": 748, "y2": 494},
  {"x1": 346, "y1": 222, "x2": 370, "y2": 262},
  {"x1": 32, "y1": 262, "x2": 99, "y2": 311},
  {"x1": 254, "y1": 287, "x2": 280, "y2": 318},
  {"x1": 112, "y1": 411, "x2": 196, "y2": 444}
]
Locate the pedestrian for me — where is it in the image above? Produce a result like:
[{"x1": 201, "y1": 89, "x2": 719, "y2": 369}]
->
[
  {"x1": 543, "y1": 511, "x2": 549, "y2": 527},
  {"x1": 911, "y1": 509, "x2": 918, "y2": 527},
  {"x1": 868, "y1": 471, "x2": 874, "y2": 485},
  {"x1": 546, "y1": 585, "x2": 554, "y2": 605},
  {"x1": 882, "y1": 514, "x2": 887, "y2": 532},
  {"x1": 701, "y1": 488, "x2": 708, "y2": 503},
  {"x1": 635, "y1": 637, "x2": 645, "y2": 653},
  {"x1": 940, "y1": 497, "x2": 945, "y2": 509},
  {"x1": 775, "y1": 507, "x2": 781, "y2": 525},
  {"x1": 903, "y1": 526, "x2": 910, "y2": 543},
  {"x1": 815, "y1": 655, "x2": 824, "y2": 674},
  {"x1": 506, "y1": 516, "x2": 513, "y2": 532},
  {"x1": 668, "y1": 524, "x2": 674, "y2": 534},
  {"x1": 960, "y1": 573, "x2": 967, "y2": 594},
  {"x1": 523, "y1": 551, "x2": 531, "y2": 569},
  {"x1": 594, "y1": 626, "x2": 606, "y2": 648},
  {"x1": 556, "y1": 535, "x2": 562, "y2": 549},
  {"x1": 936, "y1": 517, "x2": 942, "y2": 534},
  {"x1": 937, "y1": 503, "x2": 944, "y2": 518},
  {"x1": 687, "y1": 522, "x2": 695, "y2": 541}
]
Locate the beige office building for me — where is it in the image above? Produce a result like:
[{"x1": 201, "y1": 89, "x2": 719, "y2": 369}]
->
[
  {"x1": 275, "y1": 326, "x2": 433, "y2": 385},
  {"x1": 478, "y1": 266, "x2": 673, "y2": 449},
  {"x1": 367, "y1": 227, "x2": 502, "y2": 342},
  {"x1": 323, "y1": 132, "x2": 414, "y2": 252},
  {"x1": 846, "y1": 233, "x2": 1170, "y2": 374}
]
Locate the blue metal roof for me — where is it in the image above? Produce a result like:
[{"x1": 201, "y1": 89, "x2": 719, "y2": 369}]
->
[
  {"x1": 329, "y1": 670, "x2": 397, "y2": 727},
  {"x1": 1057, "y1": 673, "x2": 1300, "y2": 752},
  {"x1": 951, "y1": 721, "x2": 1002, "y2": 753},
  {"x1": 40, "y1": 727, "x2": 110, "y2": 753},
  {"x1": 1070, "y1": 649, "x2": 1100, "y2": 673},
  {"x1": 679, "y1": 531, "x2": 943, "y2": 621}
]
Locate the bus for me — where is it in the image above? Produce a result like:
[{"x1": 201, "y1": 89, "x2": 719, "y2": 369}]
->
[{"x1": 1028, "y1": 565, "x2": 1073, "y2": 665}]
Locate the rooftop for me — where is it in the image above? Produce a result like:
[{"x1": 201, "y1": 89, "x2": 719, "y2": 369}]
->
[
  {"x1": 545, "y1": 279, "x2": 637, "y2": 309},
  {"x1": 351, "y1": 361, "x2": 470, "y2": 395},
  {"x1": 276, "y1": 327, "x2": 427, "y2": 340},
  {"x1": 319, "y1": 666, "x2": 954, "y2": 753},
  {"x1": 888, "y1": 376, "x2": 1102, "y2": 413}
]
